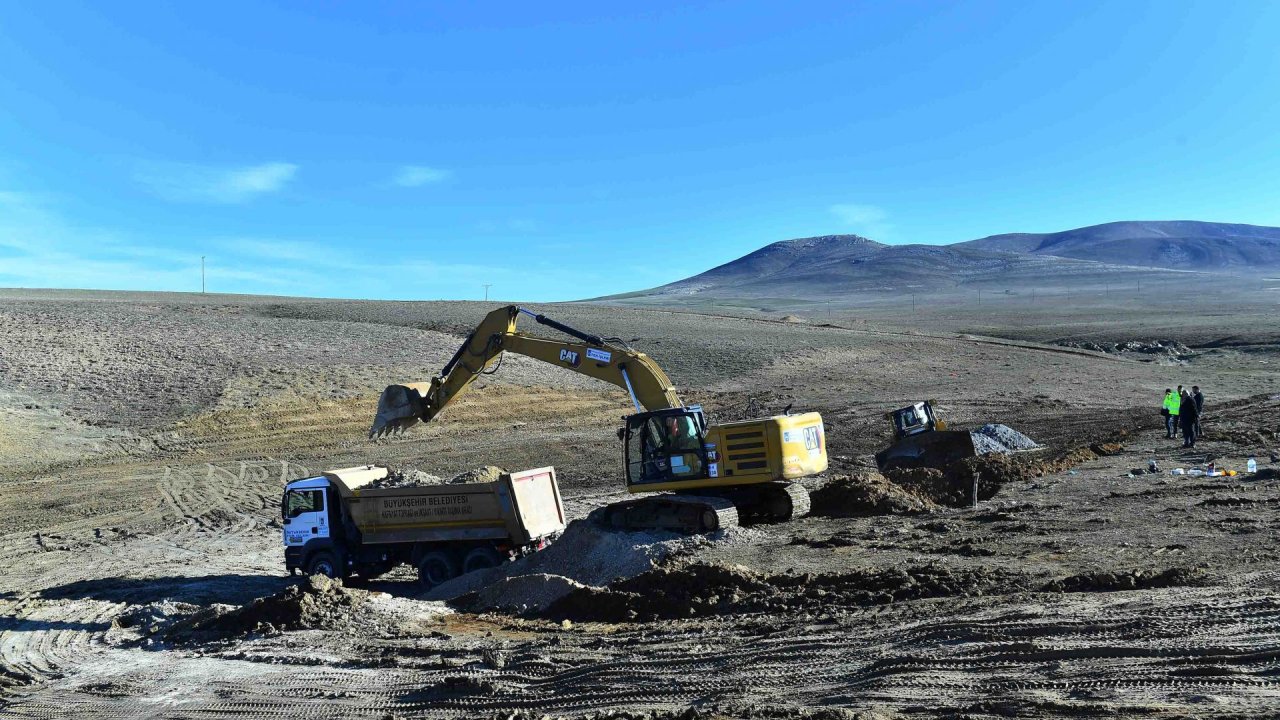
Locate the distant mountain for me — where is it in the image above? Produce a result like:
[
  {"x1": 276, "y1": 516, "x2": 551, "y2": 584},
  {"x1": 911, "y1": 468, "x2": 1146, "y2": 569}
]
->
[
  {"x1": 957, "y1": 221, "x2": 1280, "y2": 270},
  {"x1": 598, "y1": 221, "x2": 1280, "y2": 306},
  {"x1": 615, "y1": 234, "x2": 1147, "y2": 302}
]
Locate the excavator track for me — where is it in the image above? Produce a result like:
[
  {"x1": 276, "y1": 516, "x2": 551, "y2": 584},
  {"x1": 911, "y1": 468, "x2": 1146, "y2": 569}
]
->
[
  {"x1": 775, "y1": 481, "x2": 811, "y2": 520},
  {"x1": 703, "y1": 481, "x2": 810, "y2": 524},
  {"x1": 600, "y1": 494, "x2": 739, "y2": 534}
]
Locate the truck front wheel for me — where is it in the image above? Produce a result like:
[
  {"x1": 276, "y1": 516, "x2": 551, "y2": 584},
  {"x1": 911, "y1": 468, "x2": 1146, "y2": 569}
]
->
[
  {"x1": 417, "y1": 551, "x2": 459, "y2": 589},
  {"x1": 462, "y1": 546, "x2": 504, "y2": 573},
  {"x1": 306, "y1": 552, "x2": 340, "y2": 579}
]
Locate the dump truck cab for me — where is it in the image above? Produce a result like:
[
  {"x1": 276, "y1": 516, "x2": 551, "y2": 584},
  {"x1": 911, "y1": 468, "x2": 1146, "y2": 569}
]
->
[{"x1": 281, "y1": 474, "x2": 347, "y2": 577}]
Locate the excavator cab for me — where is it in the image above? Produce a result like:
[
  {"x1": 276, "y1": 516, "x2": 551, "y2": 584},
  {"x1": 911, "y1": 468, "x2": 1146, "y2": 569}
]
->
[{"x1": 623, "y1": 406, "x2": 710, "y2": 486}]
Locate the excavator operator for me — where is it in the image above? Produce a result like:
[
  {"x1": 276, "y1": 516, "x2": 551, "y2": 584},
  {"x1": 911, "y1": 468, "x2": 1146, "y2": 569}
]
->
[{"x1": 661, "y1": 414, "x2": 703, "y2": 477}]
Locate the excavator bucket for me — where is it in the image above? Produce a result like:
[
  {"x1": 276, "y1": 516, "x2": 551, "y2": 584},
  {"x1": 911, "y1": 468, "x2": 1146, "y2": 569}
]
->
[
  {"x1": 369, "y1": 383, "x2": 432, "y2": 438},
  {"x1": 875, "y1": 429, "x2": 978, "y2": 473}
]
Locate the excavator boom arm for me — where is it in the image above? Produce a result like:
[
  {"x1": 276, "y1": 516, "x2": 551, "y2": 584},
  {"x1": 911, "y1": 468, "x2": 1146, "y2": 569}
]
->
[{"x1": 370, "y1": 306, "x2": 682, "y2": 437}]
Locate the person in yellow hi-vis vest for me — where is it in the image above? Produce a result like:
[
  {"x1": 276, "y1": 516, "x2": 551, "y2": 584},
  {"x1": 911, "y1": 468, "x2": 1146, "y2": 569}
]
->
[{"x1": 1162, "y1": 388, "x2": 1180, "y2": 439}]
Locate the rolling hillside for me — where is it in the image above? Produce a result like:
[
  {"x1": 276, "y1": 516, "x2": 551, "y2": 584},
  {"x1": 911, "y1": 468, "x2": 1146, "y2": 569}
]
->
[
  {"x1": 958, "y1": 221, "x2": 1280, "y2": 270},
  {"x1": 601, "y1": 221, "x2": 1279, "y2": 305}
]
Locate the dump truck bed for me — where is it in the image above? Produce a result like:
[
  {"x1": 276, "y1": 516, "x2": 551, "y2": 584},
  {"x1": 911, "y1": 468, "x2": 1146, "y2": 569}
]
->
[{"x1": 323, "y1": 466, "x2": 565, "y2": 546}]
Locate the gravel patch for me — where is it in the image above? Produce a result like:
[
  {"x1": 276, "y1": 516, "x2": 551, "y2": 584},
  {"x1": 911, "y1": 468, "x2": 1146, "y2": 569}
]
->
[{"x1": 971, "y1": 423, "x2": 1040, "y2": 454}]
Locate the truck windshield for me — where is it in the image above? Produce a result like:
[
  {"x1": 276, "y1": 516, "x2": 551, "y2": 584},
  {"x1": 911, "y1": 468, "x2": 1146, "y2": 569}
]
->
[{"x1": 283, "y1": 489, "x2": 323, "y2": 518}]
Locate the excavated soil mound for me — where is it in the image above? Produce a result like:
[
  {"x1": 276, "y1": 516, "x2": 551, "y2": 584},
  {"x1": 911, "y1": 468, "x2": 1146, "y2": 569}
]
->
[
  {"x1": 366, "y1": 468, "x2": 445, "y2": 488},
  {"x1": 810, "y1": 471, "x2": 940, "y2": 516},
  {"x1": 883, "y1": 443, "x2": 1106, "y2": 507},
  {"x1": 435, "y1": 518, "x2": 761, "y2": 614},
  {"x1": 448, "y1": 465, "x2": 506, "y2": 484},
  {"x1": 1089, "y1": 441, "x2": 1126, "y2": 456},
  {"x1": 366, "y1": 465, "x2": 507, "y2": 489},
  {"x1": 544, "y1": 562, "x2": 1028, "y2": 622},
  {"x1": 883, "y1": 467, "x2": 958, "y2": 505},
  {"x1": 487, "y1": 706, "x2": 884, "y2": 720},
  {"x1": 1042, "y1": 568, "x2": 1208, "y2": 593},
  {"x1": 167, "y1": 575, "x2": 369, "y2": 642}
]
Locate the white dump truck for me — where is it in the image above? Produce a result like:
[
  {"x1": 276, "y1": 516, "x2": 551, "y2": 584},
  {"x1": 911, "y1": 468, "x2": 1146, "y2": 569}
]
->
[{"x1": 282, "y1": 465, "x2": 565, "y2": 587}]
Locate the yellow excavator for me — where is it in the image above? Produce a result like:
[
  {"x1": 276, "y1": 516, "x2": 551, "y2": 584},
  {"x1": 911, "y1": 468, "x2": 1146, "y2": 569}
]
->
[{"x1": 369, "y1": 305, "x2": 828, "y2": 533}]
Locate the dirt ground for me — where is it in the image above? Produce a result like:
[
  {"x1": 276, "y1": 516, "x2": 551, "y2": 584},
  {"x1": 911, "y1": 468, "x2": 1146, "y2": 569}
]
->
[{"x1": 3, "y1": 290, "x2": 1280, "y2": 718}]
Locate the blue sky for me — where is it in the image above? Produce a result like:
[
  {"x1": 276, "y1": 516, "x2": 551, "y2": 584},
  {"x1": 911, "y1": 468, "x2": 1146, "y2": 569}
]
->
[{"x1": 2, "y1": 1, "x2": 1278, "y2": 300}]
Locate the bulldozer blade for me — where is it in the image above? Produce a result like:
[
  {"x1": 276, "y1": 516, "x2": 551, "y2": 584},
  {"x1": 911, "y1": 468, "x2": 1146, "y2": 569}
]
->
[
  {"x1": 875, "y1": 430, "x2": 977, "y2": 473},
  {"x1": 369, "y1": 383, "x2": 430, "y2": 439}
]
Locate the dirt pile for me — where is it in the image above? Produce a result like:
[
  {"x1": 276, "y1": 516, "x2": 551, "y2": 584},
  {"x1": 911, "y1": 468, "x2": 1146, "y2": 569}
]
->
[
  {"x1": 366, "y1": 465, "x2": 508, "y2": 489},
  {"x1": 882, "y1": 442, "x2": 1104, "y2": 506},
  {"x1": 1043, "y1": 568, "x2": 1208, "y2": 593},
  {"x1": 544, "y1": 562, "x2": 1028, "y2": 622},
  {"x1": 167, "y1": 575, "x2": 370, "y2": 642},
  {"x1": 810, "y1": 471, "x2": 940, "y2": 516},
  {"x1": 435, "y1": 517, "x2": 762, "y2": 613},
  {"x1": 491, "y1": 706, "x2": 885, "y2": 720},
  {"x1": 1060, "y1": 339, "x2": 1192, "y2": 357},
  {"x1": 1090, "y1": 441, "x2": 1125, "y2": 455},
  {"x1": 448, "y1": 465, "x2": 506, "y2": 484},
  {"x1": 367, "y1": 468, "x2": 444, "y2": 488},
  {"x1": 883, "y1": 466, "x2": 968, "y2": 506}
]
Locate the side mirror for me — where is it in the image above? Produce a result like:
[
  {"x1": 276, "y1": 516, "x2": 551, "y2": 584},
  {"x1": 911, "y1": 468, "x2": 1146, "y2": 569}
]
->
[{"x1": 617, "y1": 427, "x2": 626, "y2": 441}]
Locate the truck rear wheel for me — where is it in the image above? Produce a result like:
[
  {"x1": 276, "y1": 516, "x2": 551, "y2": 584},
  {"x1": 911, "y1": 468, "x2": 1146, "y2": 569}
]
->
[
  {"x1": 417, "y1": 551, "x2": 459, "y2": 589},
  {"x1": 306, "y1": 552, "x2": 339, "y2": 579},
  {"x1": 462, "y1": 546, "x2": 504, "y2": 574}
]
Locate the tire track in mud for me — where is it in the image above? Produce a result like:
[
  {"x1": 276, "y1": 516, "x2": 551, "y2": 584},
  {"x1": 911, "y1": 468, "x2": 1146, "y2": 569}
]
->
[
  {"x1": 0, "y1": 459, "x2": 305, "y2": 703},
  {"x1": 6, "y1": 586, "x2": 1280, "y2": 717}
]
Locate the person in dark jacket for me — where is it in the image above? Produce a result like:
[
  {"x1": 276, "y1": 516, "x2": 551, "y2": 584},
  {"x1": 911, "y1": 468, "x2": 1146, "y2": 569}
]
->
[
  {"x1": 1192, "y1": 386, "x2": 1205, "y2": 439},
  {"x1": 1180, "y1": 390, "x2": 1200, "y2": 448}
]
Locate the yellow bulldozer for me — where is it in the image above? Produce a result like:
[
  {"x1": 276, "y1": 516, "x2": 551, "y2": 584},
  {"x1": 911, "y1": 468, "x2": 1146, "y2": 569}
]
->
[{"x1": 369, "y1": 305, "x2": 828, "y2": 533}]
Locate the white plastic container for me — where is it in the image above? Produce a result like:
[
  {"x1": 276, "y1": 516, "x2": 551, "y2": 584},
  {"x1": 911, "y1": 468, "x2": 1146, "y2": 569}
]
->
[{"x1": 1248, "y1": 457, "x2": 1258, "y2": 473}]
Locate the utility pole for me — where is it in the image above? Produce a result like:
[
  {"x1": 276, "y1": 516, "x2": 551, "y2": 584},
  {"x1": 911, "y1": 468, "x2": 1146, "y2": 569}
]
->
[
  {"x1": 483, "y1": 284, "x2": 492, "y2": 302},
  {"x1": 1031, "y1": 288, "x2": 1035, "y2": 304},
  {"x1": 911, "y1": 293, "x2": 916, "y2": 314},
  {"x1": 201, "y1": 256, "x2": 206, "y2": 294},
  {"x1": 977, "y1": 288, "x2": 982, "y2": 306}
]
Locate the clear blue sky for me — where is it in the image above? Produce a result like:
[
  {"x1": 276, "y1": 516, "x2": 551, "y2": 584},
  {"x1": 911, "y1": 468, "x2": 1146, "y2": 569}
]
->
[{"x1": 2, "y1": 1, "x2": 1278, "y2": 300}]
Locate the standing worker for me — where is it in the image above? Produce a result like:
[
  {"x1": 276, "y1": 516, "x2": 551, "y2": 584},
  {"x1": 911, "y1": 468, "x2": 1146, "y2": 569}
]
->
[
  {"x1": 1162, "y1": 388, "x2": 1180, "y2": 439},
  {"x1": 1180, "y1": 389, "x2": 1200, "y2": 448},
  {"x1": 1192, "y1": 385, "x2": 1205, "y2": 439}
]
